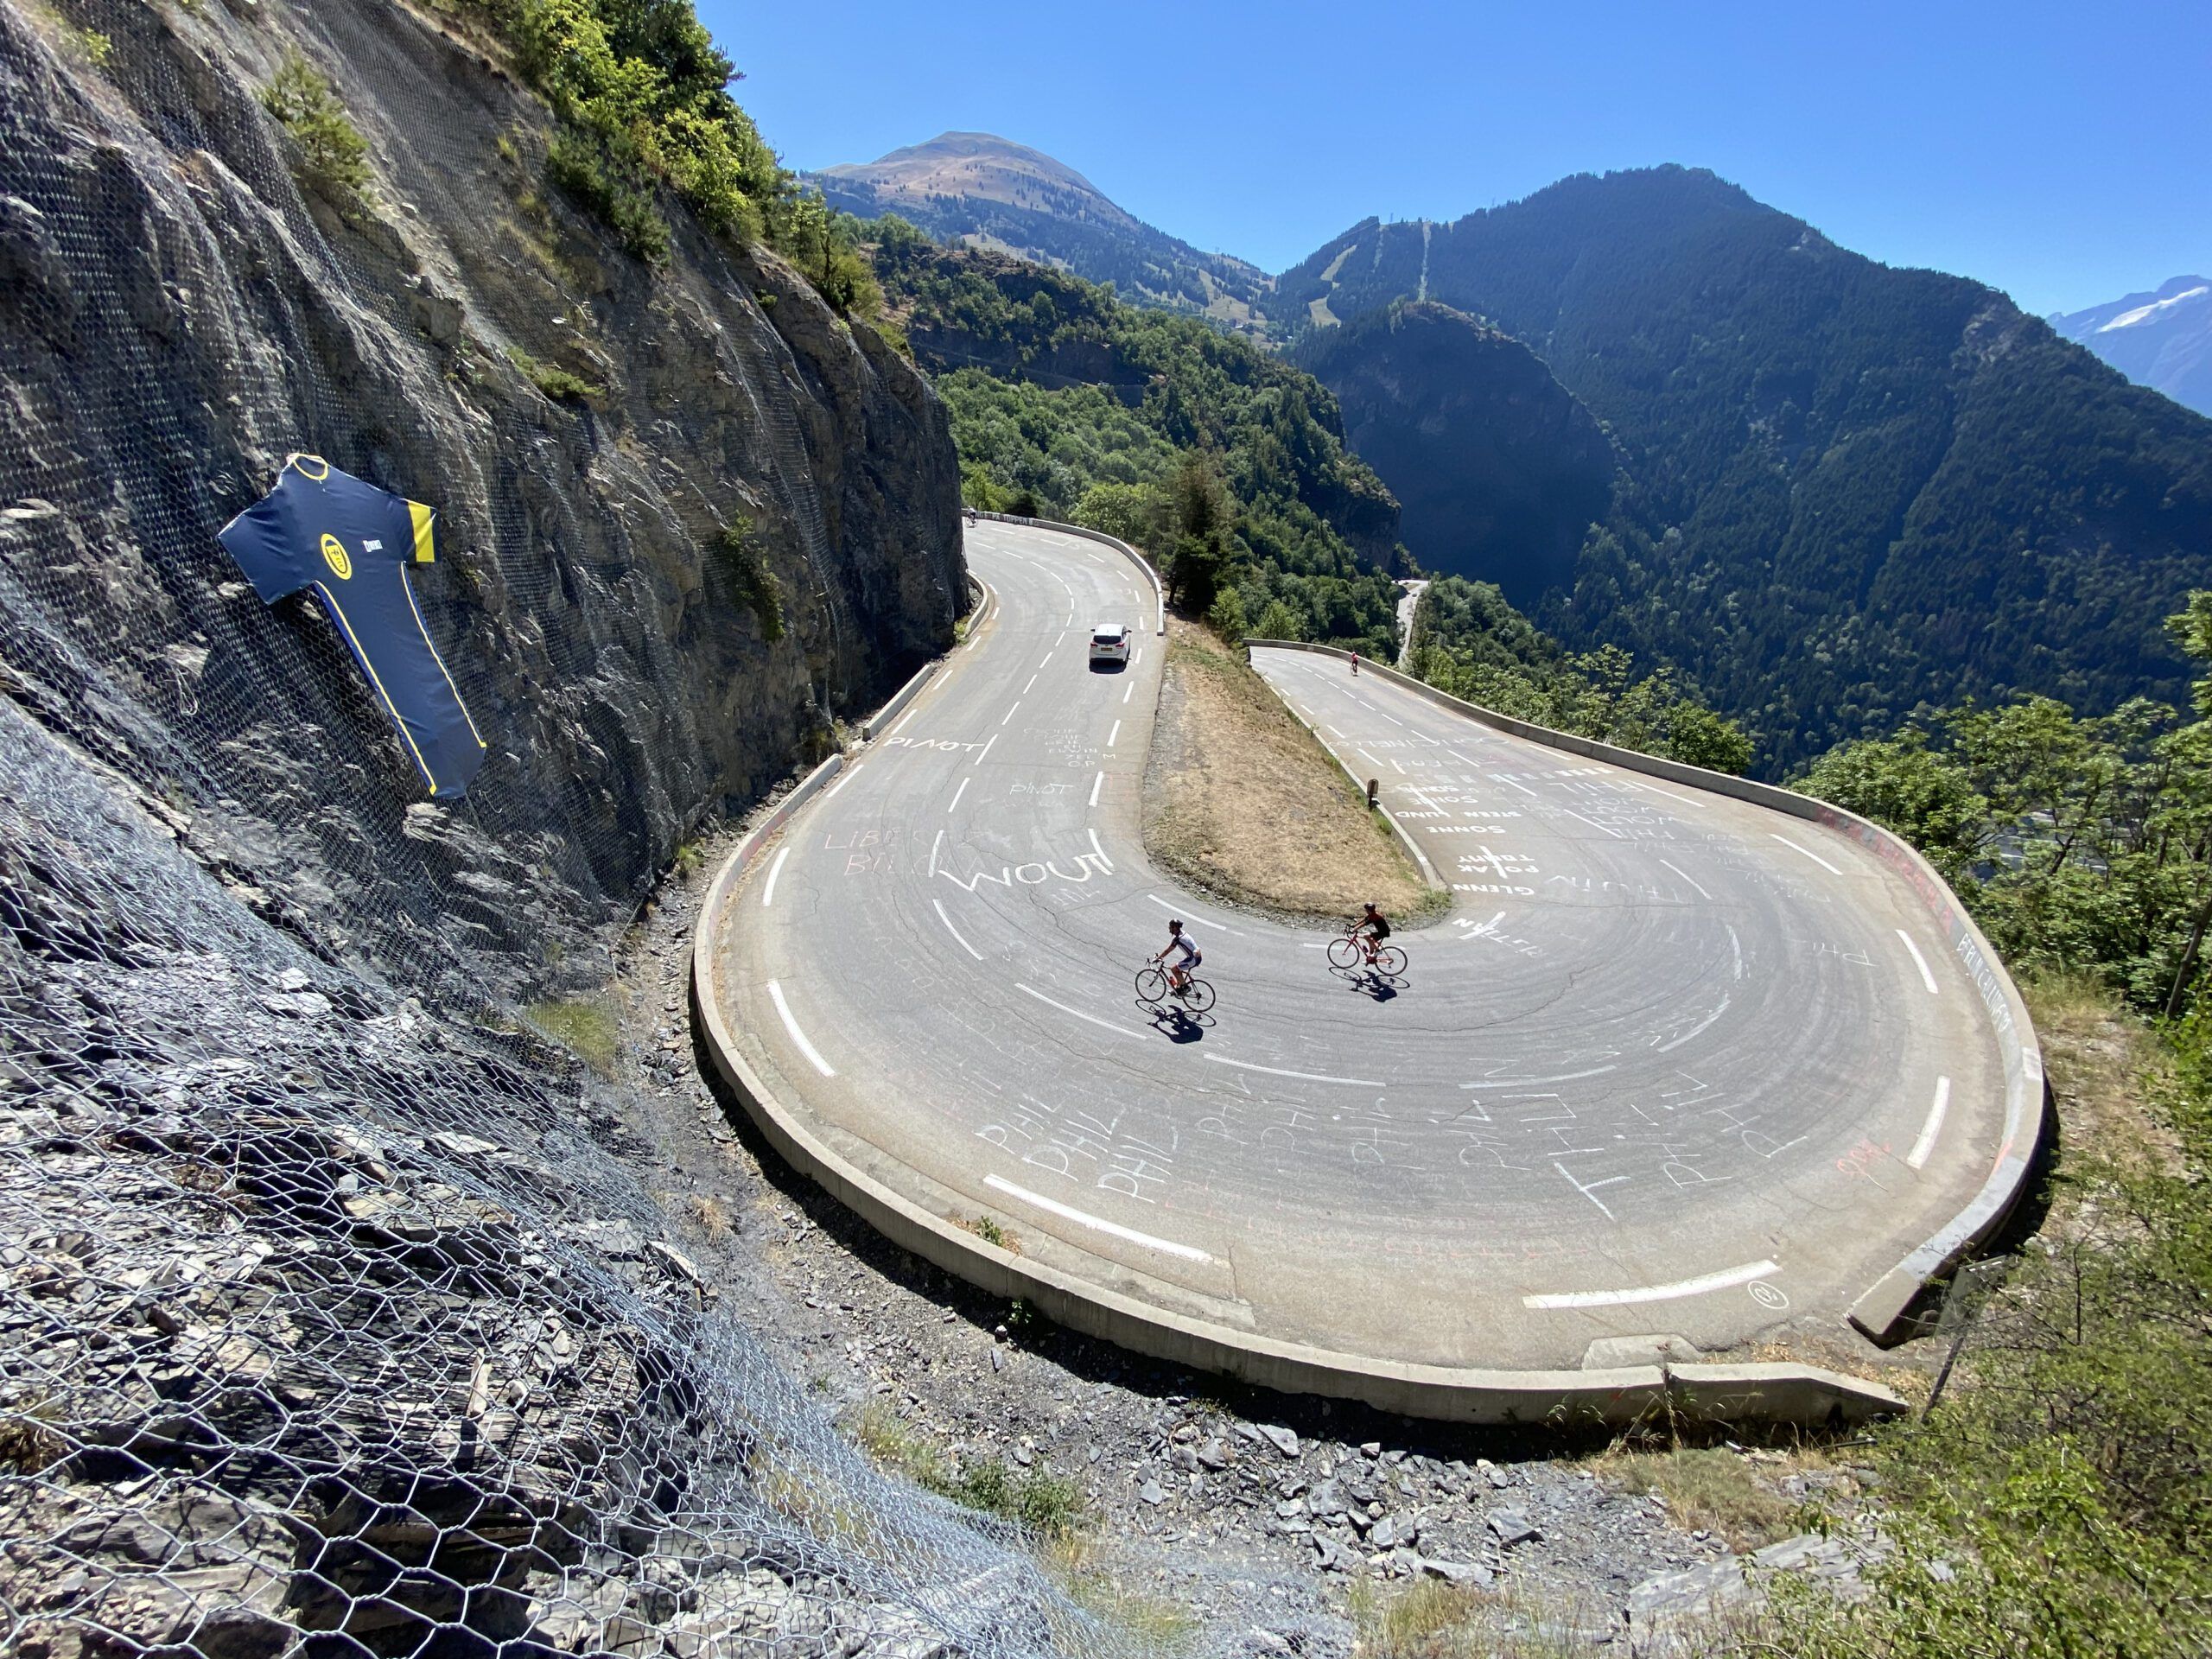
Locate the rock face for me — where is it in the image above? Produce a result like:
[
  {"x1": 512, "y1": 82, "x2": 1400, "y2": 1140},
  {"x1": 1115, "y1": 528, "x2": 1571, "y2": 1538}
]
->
[
  {"x1": 0, "y1": 0, "x2": 963, "y2": 1008},
  {"x1": 0, "y1": 3, "x2": 1068, "y2": 1656},
  {"x1": 1292, "y1": 302, "x2": 1617, "y2": 606}
]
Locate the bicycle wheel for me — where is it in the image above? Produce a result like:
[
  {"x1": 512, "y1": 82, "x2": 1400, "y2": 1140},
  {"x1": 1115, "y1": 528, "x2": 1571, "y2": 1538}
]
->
[
  {"x1": 1326, "y1": 936, "x2": 1361, "y2": 969},
  {"x1": 1373, "y1": 945, "x2": 1407, "y2": 976},
  {"x1": 1179, "y1": 976, "x2": 1216, "y2": 1014},
  {"x1": 1135, "y1": 967, "x2": 1169, "y2": 1003}
]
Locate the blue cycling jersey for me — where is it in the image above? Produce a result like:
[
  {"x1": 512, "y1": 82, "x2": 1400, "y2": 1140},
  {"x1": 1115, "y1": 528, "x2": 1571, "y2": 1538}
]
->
[{"x1": 219, "y1": 454, "x2": 487, "y2": 798}]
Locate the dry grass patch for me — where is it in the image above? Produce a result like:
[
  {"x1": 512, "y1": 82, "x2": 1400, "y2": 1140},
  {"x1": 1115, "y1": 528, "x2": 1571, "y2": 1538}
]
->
[
  {"x1": 1042, "y1": 1533, "x2": 1198, "y2": 1649},
  {"x1": 1590, "y1": 1446, "x2": 1800, "y2": 1549},
  {"x1": 1346, "y1": 1576, "x2": 1739, "y2": 1658},
  {"x1": 689, "y1": 1194, "x2": 734, "y2": 1236},
  {"x1": 1142, "y1": 620, "x2": 1431, "y2": 921},
  {"x1": 2023, "y1": 968, "x2": 2179, "y2": 1185}
]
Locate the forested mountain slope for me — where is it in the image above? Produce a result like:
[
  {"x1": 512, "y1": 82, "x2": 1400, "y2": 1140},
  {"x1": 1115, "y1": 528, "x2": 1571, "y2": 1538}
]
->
[
  {"x1": 815, "y1": 131, "x2": 1271, "y2": 333},
  {"x1": 1291, "y1": 301, "x2": 1618, "y2": 607},
  {"x1": 1274, "y1": 167, "x2": 2212, "y2": 771},
  {"x1": 873, "y1": 226, "x2": 1408, "y2": 652}
]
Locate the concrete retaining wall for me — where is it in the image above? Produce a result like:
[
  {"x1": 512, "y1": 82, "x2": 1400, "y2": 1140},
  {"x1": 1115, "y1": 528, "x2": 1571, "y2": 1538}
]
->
[
  {"x1": 861, "y1": 662, "x2": 937, "y2": 741},
  {"x1": 1243, "y1": 639, "x2": 2048, "y2": 1344}
]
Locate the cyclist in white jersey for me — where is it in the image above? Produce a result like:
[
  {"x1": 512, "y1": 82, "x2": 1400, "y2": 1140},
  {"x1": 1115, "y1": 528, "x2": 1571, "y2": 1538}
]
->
[{"x1": 1154, "y1": 919, "x2": 1201, "y2": 993}]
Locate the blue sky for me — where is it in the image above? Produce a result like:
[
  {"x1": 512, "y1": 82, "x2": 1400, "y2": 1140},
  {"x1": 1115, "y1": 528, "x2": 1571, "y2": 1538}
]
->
[{"x1": 699, "y1": 0, "x2": 2211, "y2": 317}]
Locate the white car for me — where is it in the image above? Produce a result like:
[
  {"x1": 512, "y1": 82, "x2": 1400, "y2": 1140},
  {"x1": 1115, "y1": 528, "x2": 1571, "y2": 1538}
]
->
[{"x1": 1088, "y1": 623, "x2": 1131, "y2": 667}]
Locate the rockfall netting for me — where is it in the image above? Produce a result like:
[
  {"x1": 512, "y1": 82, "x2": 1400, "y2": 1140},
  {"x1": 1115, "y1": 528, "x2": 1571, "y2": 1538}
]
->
[{"x1": 0, "y1": 0, "x2": 1090, "y2": 1654}]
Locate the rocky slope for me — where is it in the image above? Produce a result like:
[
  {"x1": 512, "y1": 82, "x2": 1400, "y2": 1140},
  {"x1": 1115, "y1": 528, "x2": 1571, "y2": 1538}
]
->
[
  {"x1": 0, "y1": 0, "x2": 963, "y2": 1010},
  {"x1": 0, "y1": 1, "x2": 1070, "y2": 1655},
  {"x1": 1291, "y1": 302, "x2": 1618, "y2": 606}
]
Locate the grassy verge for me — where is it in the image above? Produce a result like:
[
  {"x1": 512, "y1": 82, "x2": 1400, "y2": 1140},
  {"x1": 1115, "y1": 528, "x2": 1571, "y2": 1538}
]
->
[
  {"x1": 847, "y1": 1402, "x2": 1085, "y2": 1538},
  {"x1": 521, "y1": 995, "x2": 620, "y2": 1074},
  {"x1": 1141, "y1": 620, "x2": 1437, "y2": 923},
  {"x1": 1586, "y1": 1445, "x2": 1803, "y2": 1549}
]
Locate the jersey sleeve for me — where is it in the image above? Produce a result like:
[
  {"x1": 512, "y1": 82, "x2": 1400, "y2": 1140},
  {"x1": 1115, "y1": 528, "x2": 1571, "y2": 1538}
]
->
[
  {"x1": 406, "y1": 499, "x2": 435, "y2": 564},
  {"x1": 216, "y1": 493, "x2": 309, "y2": 602}
]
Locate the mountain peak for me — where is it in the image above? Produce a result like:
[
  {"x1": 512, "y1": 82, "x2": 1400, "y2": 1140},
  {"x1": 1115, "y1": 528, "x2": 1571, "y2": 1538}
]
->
[
  {"x1": 809, "y1": 133, "x2": 1271, "y2": 332},
  {"x1": 818, "y1": 130, "x2": 1141, "y2": 235},
  {"x1": 2050, "y1": 277, "x2": 2212, "y2": 416}
]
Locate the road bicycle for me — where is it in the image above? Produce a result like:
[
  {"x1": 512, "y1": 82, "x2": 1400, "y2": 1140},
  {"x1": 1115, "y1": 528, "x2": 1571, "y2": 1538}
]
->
[
  {"x1": 1135, "y1": 963, "x2": 1216, "y2": 1014},
  {"x1": 1327, "y1": 927, "x2": 1406, "y2": 977}
]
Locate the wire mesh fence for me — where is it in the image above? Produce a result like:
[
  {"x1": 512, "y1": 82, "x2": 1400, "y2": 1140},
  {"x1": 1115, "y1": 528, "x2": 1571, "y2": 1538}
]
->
[{"x1": 0, "y1": 0, "x2": 1085, "y2": 1652}]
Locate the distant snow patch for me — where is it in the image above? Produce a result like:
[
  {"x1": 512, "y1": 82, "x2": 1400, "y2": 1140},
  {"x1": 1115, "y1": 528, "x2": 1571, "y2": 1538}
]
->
[{"x1": 2098, "y1": 284, "x2": 2209, "y2": 332}]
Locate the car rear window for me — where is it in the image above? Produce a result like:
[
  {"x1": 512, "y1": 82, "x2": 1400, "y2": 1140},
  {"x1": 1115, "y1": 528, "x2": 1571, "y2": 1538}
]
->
[{"x1": 1092, "y1": 631, "x2": 1122, "y2": 645}]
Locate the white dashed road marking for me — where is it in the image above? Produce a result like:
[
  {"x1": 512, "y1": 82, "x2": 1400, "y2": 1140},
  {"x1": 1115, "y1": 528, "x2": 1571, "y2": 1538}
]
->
[
  {"x1": 766, "y1": 980, "x2": 836, "y2": 1077},
  {"x1": 1203, "y1": 1054, "x2": 1385, "y2": 1088},
  {"x1": 982, "y1": 1174, "x2": 1214, "y2": 1262},
  {"x1": 1897, "y1": 930, "x2": 1940, "y2": 995},
  {"x1": 1907, "y1": 1076, "x2": 1952, "y2": 1169},
  {"x1": 1523, "y1": 1258, "x2": 1780, "y2": 1310},
  {"x1": 1016, "y1": 982, "x2": 1144, "y2": 1042},
  {"x1": 931, "y1": 899, "x2": 983, "y2": 962},
  {"x1": 1771, "y1": 834, "x2": 1842, "y2": 874}
]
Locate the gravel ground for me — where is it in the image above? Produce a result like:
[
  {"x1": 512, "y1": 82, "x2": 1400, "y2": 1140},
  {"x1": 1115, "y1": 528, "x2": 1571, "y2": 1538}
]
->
[{"x1": 607, "y1": 818, "x2": 1885, "y2": 1655}]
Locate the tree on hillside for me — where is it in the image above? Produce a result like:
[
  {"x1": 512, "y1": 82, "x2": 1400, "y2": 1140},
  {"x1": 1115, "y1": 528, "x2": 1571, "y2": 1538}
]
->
[
  {"x1": 1797, "y1": 729, "x2": 1988, "y2": 879},
  {"x1": 1795, "y1": 592, "x2": 2212, "y2": 1014},
  {"x1": 1161, "y1": 454, "x2": 1234, "y2": 614}
]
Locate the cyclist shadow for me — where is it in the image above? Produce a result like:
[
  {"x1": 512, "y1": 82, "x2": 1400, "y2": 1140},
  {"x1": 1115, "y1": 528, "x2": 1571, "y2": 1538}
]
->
[
  {"x1": 1139, "y1": 1001, "x2": 1213, "y2": 1043},
  {"x1": 1332, "y1": 967, "x2": 1405, "y2": 1004}
]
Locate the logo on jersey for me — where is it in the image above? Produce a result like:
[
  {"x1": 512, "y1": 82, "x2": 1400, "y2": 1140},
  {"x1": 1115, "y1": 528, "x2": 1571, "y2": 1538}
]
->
[{"x1": 320, "y1": 533, "x2": 353, "y2": 581}]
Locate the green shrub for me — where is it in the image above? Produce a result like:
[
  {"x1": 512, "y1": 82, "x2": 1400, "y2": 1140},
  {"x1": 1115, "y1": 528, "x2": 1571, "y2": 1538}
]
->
[
  {"x1": 465, "y1": 0, "x2": 875, "y2": 308},
  {"x1": 545, "y1": 130, "x2": 670, "y2": 263},
  {"x1": 505, "y1": 346, "x2": 601, "y2": 403},
  {"x1": 710, "y1": 518, "x2": 784, "y2": 641},
  {"x1": 849, "y1": 1404, "x2": 1088, "y2": 1538},
  {"x1": 32, "y1": 3, "x2": 111, "y2": 67},
  {"x1": 522, "y1": 997, "x2": 620, "y2": 1073},
  {"x1": 260, "y1": 51, "x2": 372, "y2": 198}
]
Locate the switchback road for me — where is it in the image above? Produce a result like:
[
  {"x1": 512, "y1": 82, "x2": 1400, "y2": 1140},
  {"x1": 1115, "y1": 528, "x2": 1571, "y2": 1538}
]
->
[{"x1": 697, "y1": 521, "x2": 2026, "y2": 1414}]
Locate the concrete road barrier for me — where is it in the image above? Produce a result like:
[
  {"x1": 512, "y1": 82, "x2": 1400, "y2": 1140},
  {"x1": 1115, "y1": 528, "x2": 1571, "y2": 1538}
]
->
[
  {"x1": 1243, "y1": 638, "x2": 2047, "y2": 1344},
  {"x1": 689, "y1": 524, "x2": 1971, "y2": 1425}
]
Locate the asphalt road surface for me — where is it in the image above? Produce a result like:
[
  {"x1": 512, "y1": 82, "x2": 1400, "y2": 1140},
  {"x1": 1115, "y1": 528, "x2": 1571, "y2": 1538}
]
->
[{"x1": 702, "y1": 521, "x2": 2006, "y2": 1373}]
